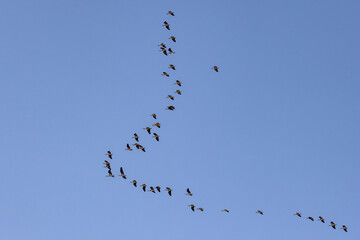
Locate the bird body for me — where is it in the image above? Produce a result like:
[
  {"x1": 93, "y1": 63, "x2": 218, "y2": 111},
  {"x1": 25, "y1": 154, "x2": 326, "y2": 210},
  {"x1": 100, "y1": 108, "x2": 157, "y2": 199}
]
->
[
  {"x1": 307, "y1": 217, "x2": 314, "y2": 221},
  {"x1": 153, "y1": 133, "x2": 159, "y2": 141},
  {"x1": 330, "y1": 221, "x2": 336, "y2": 229},
  {"x1": 119, "y1": 167, "x2": 127, "y2": 179},
  {"x1": 166, "y1": 105, "x2": 175, "y2": 111},
  {"x1": 212, "y1": 66, "x2": 219, "y2": 72},
  {"x1": 175, "y1": 80, "x2": 182, "y2": 86},
  {"x1": 175, "y1": 90, "x2": 181, "y2": 95},
  {"x1": 156, "y1": 186, "x2": 161, "y2": 192},
  {"x1": 256, "y1": 210, "x2": 263, "y2": 215},
  {"x1": 131, "y1": 180, "x2": 137, "y2": 187},
  {"x1": 188, "y1": 205, "x2": 195, "y2": 211},
  {"x1": 163, "y1": 21, "x2": 170, "y2": 30},
  {"x1": 126, "y1": 143, "x2": 132, "y2": 151},
  {"x1": 106, "y1": 151, "x2": 112, "y2": 159},
  {"x1": 342, "y1": 225, "x2": 347, "y2": 232},
  {"x1": 133, "y1": 133, "x2": 139, "y2": 142},
  {"x1": 144, "y1": 127, "x2": 151, "y2": 134},
  {"x1": 151, "y1": 113, "x2": 157, "y2": 119},
  {"x1": 318, "y1": 216, "x2": 325, "y2": 223},
  {"x1": 186, "y1": 188, "x2": 193, "y2": 196},
  {"x1": 162, "y1": 72, "x2": 169, "y2": 77},
  {"x1": 167, "y1": 11, "x2": 175, "y2": 16},
  {"x1": 222, "y1": 209, "x2": 230, "y2": 213},
  {"x1": 166, "y1": 187, "x2": 172, "y2": 196},
  {"x1": 169, "y1": 64, "x2": 176, "y2": 70},
  {"x1": 167, "y1": 95, "x2": 174, "y2": 100},
  {"x1": 294, "y1": 212, "x2": 302, "y2": 217},
  {"x1": 149, "y1": 187, "x2": 156, "y2": 193},
  {"x1": 168, "y1": 48, "x2": 175, "y2": 54},
  {"x1": 197, "y1": 208, "x2": 204, "y2": 211},
  {"x1": 142, "y1": 184, "x2": 147, "y2": 192},
  {"x1": 107, "y1": 169, "x2": 114, "y2": 177},
  {"x1": 152, "y1": 123, "x2": 161, "y2": 128},
  {"x1": 170, "y1": 36, "x2": 176, "y2": 42}
]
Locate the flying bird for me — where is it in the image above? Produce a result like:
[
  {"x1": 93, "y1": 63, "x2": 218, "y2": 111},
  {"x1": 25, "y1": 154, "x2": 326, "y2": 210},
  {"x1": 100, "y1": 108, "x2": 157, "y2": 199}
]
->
[
  {"x1": 342, "y1": 225, "x2": 348, "y2": 232},
  {"x1": 163, "y1": 21, "x2": 170, "y2": 30},
  {"x1": 197, "y1": 208, "x2": 204, "y2": 211},
  {"x1": 168, "y1": 48, "x2": 175, "y2": 54},
  {"x1": 175, "y1": 80, "x2": 182, "y2": 86},
  {"x1": 212, "y1": 66, "x2": 219, "y2": 72},
  {"x1": 167, "y1": 95, "x2": 174, "y2": 100},
  {"x1": 169, "y1": 36, "x2": 176, "y2": 42},
  {"x1": 166, "y1": 106, "x2": 175, "y2": 111},
  {"x1": 294, "y1": 212, "x2": 302, "y2": 217},
  {"x1": 153, "y1": 133, "x2": 159, "y2": 141},
  {"x1": 175, "y1": 90, "x2": 181, "y2": 95},
  {"x1": 186, "y1": 188, "x2": 193, "y2": 196},
  {"x1": 133, "y1": 133, "x2": 139, "y2": 142},
  {"x1": 107, "y1": 169, "x2": 114, "y2": 177},
  {"x1": 169, "y1": 64, "x2": 176, "y2": 70},
  {"x1": 151, "y1": 113, "x2": 157, "y2": 119},
  {"x1": 160, "y1": 48, "x2": 168, "y2": 55},
  {"x1": 156, "y1": 186, "x2": 161, "y2": 192},
  {"x1": 126, "y1": 144, "x2": 132, "y2": 151},
  {"x1": 188, "y1": 205, "x2": 195, "y2": 212},
  {"x1": 159, "y1": 43, "x2": 166, "y2": 48},
  {"x1": 133, "y1": 143, "x2": 141, "y2": 149},
  {"x1": 307, "y1": 217, "x2": 314, "y2": 221},
  {"x1": 256, "y1": 210, "x2": 263, "y2": 215},
  {"x1": 139, "y1": 146, "x2": 146, "y2": 152},
  {"x1": 330, "y1": 221, "x2": 336, "y2": 229},
  {"x1": 149, "y1": 187, "x2": 156, "y2": 193},
  {"x1": 162, "y1": 72, "x2": 169, "y2": 77},
  {"x1": 144, "y1": 127, "x2": 151, "y2": 134},
  {"x1": 106, "y1": 151, "x2": 112, "y2": 159},
  {"x1": 318, "y1": 216, "x2": 325, "y2": 223},
  {"x1": 167, "y1": 11, "x2": 175, "y2": 16},
  {"x1": 221, "y1": 209, "x2": 230, "y2": 213},
  {"x1": 142, "y1": 184, "x2": 147, "y2": 192},
  {"x1": 104, "y1": 160, "x2": 111, "y2": 169},
  {"x1": 131, "y1": 180, "x2": 137, "y2": 187},
  {"x1": 119, "y1": 167, "x2": 127, "y2": 179},
  {"x1": 152, "y1": 122, "x2": 161, "y2": 128},
  {"x1": 166, "y1": 187, "x2": 172, "y2": 196}
]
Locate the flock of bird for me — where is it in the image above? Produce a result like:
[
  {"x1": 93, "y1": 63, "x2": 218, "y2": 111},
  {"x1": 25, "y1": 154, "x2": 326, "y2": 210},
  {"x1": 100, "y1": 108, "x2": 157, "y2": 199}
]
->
[{"x1": 102, "y1": 10, "x2": 348, "y2": 233}]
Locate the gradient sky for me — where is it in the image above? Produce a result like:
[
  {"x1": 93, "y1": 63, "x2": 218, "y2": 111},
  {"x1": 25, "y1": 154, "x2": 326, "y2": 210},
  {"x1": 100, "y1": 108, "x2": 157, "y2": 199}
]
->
[{"x1": 1, "y1": 1, "x2": 359, "y2": 239}]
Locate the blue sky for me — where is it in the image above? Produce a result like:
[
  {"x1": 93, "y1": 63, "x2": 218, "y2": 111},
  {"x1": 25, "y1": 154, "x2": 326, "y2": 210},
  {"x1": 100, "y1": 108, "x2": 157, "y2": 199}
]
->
[{"x1": 0, "y1": 0, "x2": 359, "y2": 239}]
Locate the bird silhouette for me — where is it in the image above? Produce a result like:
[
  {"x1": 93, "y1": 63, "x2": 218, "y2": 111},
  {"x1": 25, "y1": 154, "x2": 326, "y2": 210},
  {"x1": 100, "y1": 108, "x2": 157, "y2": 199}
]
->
[
  {"x1": 169, "y1": 36, "x2": 176, "y2": 42},
  {"x1": 212, "y1": 66, "x2": 219, "y2": 72},
  {"x1": 163, "y1": 21, "x2": 170, "y2": 30},
  {"x1": 188, "y1": 205, "x2": 195, "y2": 211}
]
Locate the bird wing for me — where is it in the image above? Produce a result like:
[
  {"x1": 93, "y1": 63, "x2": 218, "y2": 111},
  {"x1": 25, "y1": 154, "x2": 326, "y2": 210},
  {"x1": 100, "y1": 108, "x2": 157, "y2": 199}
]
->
[
  {"x1": 120, "y1": 167, "x2": 124, "y2": 175},
  {"x1": 187, "y1": 188, "x2": 191, "y2": 194}
]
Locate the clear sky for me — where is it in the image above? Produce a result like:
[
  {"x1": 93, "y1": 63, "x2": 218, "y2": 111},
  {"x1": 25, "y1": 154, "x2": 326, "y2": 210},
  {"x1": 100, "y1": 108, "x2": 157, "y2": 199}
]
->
[{"x1": 0, "y1": 0, "x2": 359, "y2": 239}]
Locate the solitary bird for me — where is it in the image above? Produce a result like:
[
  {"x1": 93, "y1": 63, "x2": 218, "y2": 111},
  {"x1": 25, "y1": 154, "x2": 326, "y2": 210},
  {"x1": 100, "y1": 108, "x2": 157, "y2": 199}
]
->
[
  {"x1": 106, "y1": 150, "x2": 112, "y2": 159},
  {"x1": 175, "y1": 90, "x2": 181, "y2": 95},
  {"x1": 166, "y1": 105, "x2": 175, "y2": 111},
  {"x1": 212, "y1": 66, "x2": 219, "y2": 72},
  {"x1": 330, "y1": 221, "x2": 336, "y2": 229},
  {"x1": 144, "y1": 127, "x2": 151, "y2": 134},
  {"x1": 167, "y1": 11, "x2": 175, "y2": 16},
  {"x1": 169, "y1": 64, "x2": 176, "y2": 70},
  {"x1": 318, "y1": 216, "x2": 325, "y2": 223},
  {"x1": 151, "y1": 113, "x2": 157, "y2": 119},
  {"x1": 131, "y1": 180, "x2": 137, "y2": 187},
  {"x1": 169, "y1": 36, "x2": 176, "y2": 42},
  {"x1": 186, "y1": 188, "x2": 193, "y2": 196},
  {"x1": 133, "y1": 133, "x2": 139, "y2": 142},
  {"x1": 307, "y1": 217, "x2": 314, "y2": 221},
  {"x1": 153, "y1": 133, "x2": 159, "y2": 141},
  {"x1": 221, "y1": 209, "x2": 230, "y2": 213},
  {"x1": 162, "y1": 72, "x2": 169, "y2": 77},
  {"x1": 126, "y1": 144, "x2": 132, "y2": 151},
  {"x1": 256, "y1": 210, "x2": 263, "y2": 215},
  {"x1": 163, "y1": 21, "x2": 170, "y2": 30},
  {"x1": 119, "y1": 167, "x2": 127, "y2": 179},
  {"x1": 149, "y1": 187, "x2": 156, "y2": 193},
  {"x1": 107, "y1": 169, "x2": 114, "y2": 177},
  {"x1": 167, "y1": 95, "x2": 174, "y2": 100},
  {"x1": 166, "y1": 187, "x2": 172, "y2": 196},
  {"x1": 168, "y1": 48, "x2": 175, "y2": 54},
  {"x1": 188, "y1": 205, "x2": 195, "y2": 212},
  {"x1": 156, "y1": 186, "x2": 161, "y2": 192},
  {"x1": 342, "y1": 225, "x2": 348, "y2": 232},
  {"x1": 141, "y1": 184, "x2": 147, "y2": 192},
  {"x1": 294, "y1": 212, "x2": 302, "y2": 217},
  {"x1": 175, "y1": 80, "x2": 182, "y2": 86},
  {"x1": 197, "y1": 208, "x2": 204, "y2": 211},
  {"x1": 152, "y1": 122, "x2": 161, "y2": 128}
]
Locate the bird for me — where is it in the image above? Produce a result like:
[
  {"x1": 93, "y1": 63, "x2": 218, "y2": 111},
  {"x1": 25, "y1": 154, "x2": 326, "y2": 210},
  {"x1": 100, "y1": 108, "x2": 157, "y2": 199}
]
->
[
  {"x1": 294, "y1": 212, "x2": 302, "y2": 217},
  {"x1": 126, "y1": 144, "x2": 132, "y2": 151},
  {"x1": 166, "y1": 106, "x2": 175, "y2": 111},
  {"x1": 132, "y1": 143, "x2": 141, "y2": 149},
  {"x1": 342, "y1": 225, "x2": 348, "y2": 232},
  {"x1": 104, "y1": 160, "x2": 111, "y2": 169},
  {"x1": 256, "y1": 210, "x2": 263, "y2": 215},
  {"x1": 169, "y1": 64, "x2": 176, "y2": 70},
  {"x1": 159, "y1": 43, "x2": 166, "y2": 48},
  {"x1": 307, "y1": 217, "x2": 314, "y2": 221},
  {"x1": 169, "y1": 36, "x2": 176, "y2": 42},
  {"x1": 212, "y1": 66, "x2": 219, "y2": 72},
  {"x1": 167, "y1": 11, "x2": 175, "y2": 16},
  {"x1": 166, "y1": 187, "x2": 172, "y2": 196},
  {"x1": 175, "y1": 90, "x2": 181, "y2": 95},
  {"x1": 197, "y1": 208, "x2": 204, "y2": 211},
  {"x1": 152, "y1": 122, "x2": 161, "y2": 128},
  {"x1": 167, "y1": 95, "x2": 174, "y2": 100},
  {"x1": 163, "y1": 21, "x2": 170, "y2": 30},
  {"x1": 186, "y1": 188, "x2": 193, "y2": 196},
  {"x1": 162, "y1": 72, "x2": 169, "y2": 77},
  {"x1": 107, "y1": 169, "x2": 114, "y2": 177},
  {"x1": 106, "y1": 150, "x2": 112, "y2": 159},
  {"x1": 153, "y1": 133, "x2": 159, "y2": 141},
  {"x1": 139, "y1": 146, "x2": 146, "y2": 152},
  {"x1": 119, "y1": 167, "x2": 127, "y2": 179},
  {"x1": 151, "y1": 113, "x2": 157, "y2": 119},
  {"x1": 131, "y1": 180, "x2": 137, "y2": 187},
  {"x1": 318, "y1": 216, "x2": 325, "y2": 223},
  {"x1": 330, "y1": 221, "x2": 336, "y2": 229},
  {"x1": 175, "y1": 80, "x2": 182, "y2": 86},
  {"x1": 141, "y1": 184, "x2": 147, "y2": 192},
  {"x1": 221, "y1": 209, "x2": 230, "y2": 213},
  {"x1": 156, "y1": 186, "x2": 161, "y2": 192},
  {"x1": 168, "y1": 48, "x2": 175, "y2": 54},
  {"x1": 149, "y1": 187, "x2": 156, "y2": 193},
  {"x1": 144, "y1": 127, "x2": 151, "y2": 134},
  {"x1": 160, "y1": 48, "x2": 168, "y2": 55},
  {"x1": 188, "y1": 205, "x2": 195, "y2": 211},
  {"x1": 133, "y1": 133, "x2": 139, "y2": 142}
]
